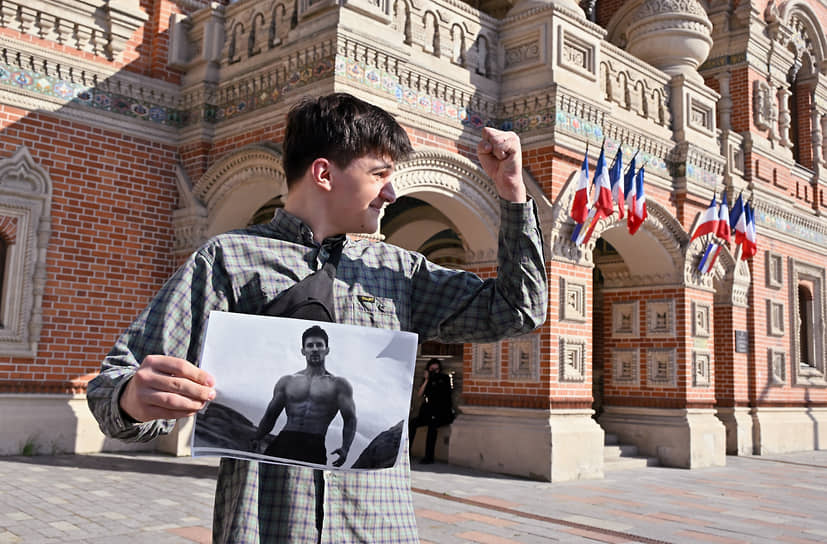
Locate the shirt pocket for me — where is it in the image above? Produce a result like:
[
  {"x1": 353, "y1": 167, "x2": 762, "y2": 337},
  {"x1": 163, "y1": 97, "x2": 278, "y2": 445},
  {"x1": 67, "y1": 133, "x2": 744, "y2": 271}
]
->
[{"x1": 348, "y1": 294, "x2": 401, "y2": 330}]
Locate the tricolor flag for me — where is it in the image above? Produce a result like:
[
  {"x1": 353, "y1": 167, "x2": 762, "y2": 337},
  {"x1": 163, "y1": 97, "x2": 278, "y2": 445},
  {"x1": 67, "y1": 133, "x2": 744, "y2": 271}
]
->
[
  {"x1": 593, "y1": 145, "x2": 614, "y2": 218},
  {"x1": 570, "y1": 151, "x2": 590, "y2": 224},
  {"x1": 740, "y1": 202, "x2": 757, "y2": 260},
  {"x1": 571, "y1": 207, "x2": 602, "y2": 246},
  {"x1": 627, "y1": 166, "x2": 647, "y2": 235},
  {"x1": 716, "y1": 191, "x2": 731, "y2": 243},
  {"x1": 623, "y1": 155, "x2": 637, "y2": 218},
  {"x1": 690, "y1": 194, "x2": 719, "y2": 242},
  {"x1": 730, "y1": 193, "x2": 748, "y2": 246},
  {"x1": 698, "y1": 241, "x2": 722, "y2": 274},
  {"x1": 609, "y1": 148, "x2": 625, "y2": 219}
]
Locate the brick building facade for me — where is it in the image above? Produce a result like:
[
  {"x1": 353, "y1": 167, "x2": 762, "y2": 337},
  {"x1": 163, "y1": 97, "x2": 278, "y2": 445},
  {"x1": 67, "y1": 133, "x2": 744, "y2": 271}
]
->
[{"x1": 0, "y1": 0, "x2": 824, "y2": 480}]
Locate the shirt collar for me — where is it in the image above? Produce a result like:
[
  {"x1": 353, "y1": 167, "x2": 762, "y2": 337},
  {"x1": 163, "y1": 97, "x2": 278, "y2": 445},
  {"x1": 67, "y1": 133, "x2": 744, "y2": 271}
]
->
[{"x1": 269, "y1": 209, "x2": 347, "y2": 249}]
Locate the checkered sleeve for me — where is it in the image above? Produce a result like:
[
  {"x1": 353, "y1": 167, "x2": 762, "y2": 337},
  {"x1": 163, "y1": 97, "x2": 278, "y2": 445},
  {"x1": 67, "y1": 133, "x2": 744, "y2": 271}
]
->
[
  {"x1": 410, "y1": 198, "x2": 547, "y2": 343},
  {"x1": 86, "y1": 247, "x2": 233, "y2": 441}
]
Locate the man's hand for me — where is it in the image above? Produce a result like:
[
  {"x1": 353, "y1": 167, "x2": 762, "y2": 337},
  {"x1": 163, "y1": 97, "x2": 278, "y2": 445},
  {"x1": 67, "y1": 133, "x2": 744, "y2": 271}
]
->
[
  {"x1": 476, "y1": 127, "x2": 526, "y2": 203},
  {"x1": 119, "y1": 355, "x2": 216, "y2": 422},
  {"x1": 331, "y1": 447, "x2": 348, "y2": 467}
]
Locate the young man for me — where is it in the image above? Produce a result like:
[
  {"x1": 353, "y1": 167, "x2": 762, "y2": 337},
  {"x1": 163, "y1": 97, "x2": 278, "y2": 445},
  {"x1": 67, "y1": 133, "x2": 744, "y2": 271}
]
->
[
  {"x1": 253, "y1": 325, "x2": 356, "y2": 467},
  {"x1": 87, "y1": 92, "x2": 547, "y2": 543}
]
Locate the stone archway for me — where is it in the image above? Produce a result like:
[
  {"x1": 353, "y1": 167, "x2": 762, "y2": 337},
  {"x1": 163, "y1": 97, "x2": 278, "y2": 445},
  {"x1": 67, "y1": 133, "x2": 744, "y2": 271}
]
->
[
  {"x1": 391, "y1": 147, "x2": 552, "y2": 261},
  {"x1": 173, "y1": 144, "x2": 286, "y2": 257}
]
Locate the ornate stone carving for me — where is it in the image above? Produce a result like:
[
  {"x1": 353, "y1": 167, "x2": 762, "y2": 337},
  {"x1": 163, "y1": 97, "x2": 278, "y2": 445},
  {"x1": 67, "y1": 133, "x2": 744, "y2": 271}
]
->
[
  {"x1": 626, "y1": 0, "x2": 712, "y2": 82},
  {"x1": 560, "y1": 277, "x2": 587, "y2": 322},
  {"x1": 196, "y1": 145, "x2": 286, "y2": 215},
  {"x1": 472, "y1": 342, "x2": 501, "y2": 379},
  {"x1": 647, "y1": 348, "x2": 676, "y2": 386},
  {"x1": 692, "y1": 350, "x2": 710, "y2": 387},
  {"x1": 559, "y1": 336, "x2": 587, "y2": 382},
  {"x1": 612, "y1": 349, "x2": 639, "y2": 385},
  {"x1": 508, "y1": 335, "x2": 540, "y2": 380},
  {"x1": 0, "y1": 0, "x2": 148, "y2": 61},
  {"x1": 393, "y1": 149, "x2": 500, "y2": 258},
  {"x1": 0, "y1": 146, "x2": 52, "y2": 357},
  {"x1": 753, "y1": 80, "x2": 778, "y2": 140}
]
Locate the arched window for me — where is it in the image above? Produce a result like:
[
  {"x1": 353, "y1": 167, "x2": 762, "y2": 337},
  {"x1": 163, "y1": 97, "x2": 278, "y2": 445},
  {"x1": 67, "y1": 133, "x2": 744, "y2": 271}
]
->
[
  {"x1": 798, "y1": 283, "x2": 814, "y2": 367},
  {"x1": 788, "y1": 53, "x2": 814, "y2": 168}
]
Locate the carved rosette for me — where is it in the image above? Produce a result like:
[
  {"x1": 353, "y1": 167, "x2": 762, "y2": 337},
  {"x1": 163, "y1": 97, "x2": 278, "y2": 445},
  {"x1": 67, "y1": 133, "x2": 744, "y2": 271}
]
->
[{"x1": 625, "y1": 0, "x2": 712, "y2": 82}]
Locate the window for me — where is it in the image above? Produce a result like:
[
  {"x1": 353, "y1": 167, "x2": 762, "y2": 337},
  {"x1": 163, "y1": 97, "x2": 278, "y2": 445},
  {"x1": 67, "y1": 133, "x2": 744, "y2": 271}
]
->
[
  {"x1": 798, "y1": 283, "x2": 814, "y2": 367},
  {"x1": 0, "y1": 146, "x2": 52, "y2": 357},
  {"x1": 789, "y1": 258, "x2": 826, "y2": 385}
]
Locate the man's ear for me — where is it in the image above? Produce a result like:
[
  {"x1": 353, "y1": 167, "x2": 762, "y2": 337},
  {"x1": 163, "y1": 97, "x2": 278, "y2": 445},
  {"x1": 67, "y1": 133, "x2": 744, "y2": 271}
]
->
[{"x1": 310, "y1": 158, "x2": 333, "y2": 192}]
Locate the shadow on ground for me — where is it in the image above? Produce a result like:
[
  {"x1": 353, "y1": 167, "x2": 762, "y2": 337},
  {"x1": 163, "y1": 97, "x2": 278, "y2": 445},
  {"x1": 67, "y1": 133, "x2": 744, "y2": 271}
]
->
[{"x1": 4, "y1": 452, "x2": 220, "y2": 479}]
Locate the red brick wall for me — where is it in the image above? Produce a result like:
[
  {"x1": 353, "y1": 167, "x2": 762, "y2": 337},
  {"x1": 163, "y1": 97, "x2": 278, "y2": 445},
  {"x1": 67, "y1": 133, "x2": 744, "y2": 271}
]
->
[{"x1": 0, "y1": 106, "x2": 177, "y2": 389}]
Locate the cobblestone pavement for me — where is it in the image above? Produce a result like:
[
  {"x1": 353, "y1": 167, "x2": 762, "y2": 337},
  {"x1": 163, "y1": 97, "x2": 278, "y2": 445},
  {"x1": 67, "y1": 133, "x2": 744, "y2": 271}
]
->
[{"x1": 1, "y1": 450, "x2": 826, "y2": 543}]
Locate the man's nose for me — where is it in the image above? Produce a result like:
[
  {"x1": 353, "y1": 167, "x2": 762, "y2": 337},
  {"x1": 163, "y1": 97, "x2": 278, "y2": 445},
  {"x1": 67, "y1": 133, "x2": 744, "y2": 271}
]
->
[{"x1": 380, "y1": 181, "x2": 396, "y2": 204}]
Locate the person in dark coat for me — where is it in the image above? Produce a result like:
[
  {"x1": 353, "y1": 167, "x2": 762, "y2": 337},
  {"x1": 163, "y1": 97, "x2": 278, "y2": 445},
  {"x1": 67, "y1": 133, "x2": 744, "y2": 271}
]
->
[{"x1": 409, "y1": 358, "x2": 454, "y2": 464}]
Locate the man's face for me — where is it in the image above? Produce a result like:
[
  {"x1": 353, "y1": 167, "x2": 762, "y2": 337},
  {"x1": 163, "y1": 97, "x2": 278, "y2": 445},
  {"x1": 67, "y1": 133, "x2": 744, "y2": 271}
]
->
[
  {"x1": 428, "y1": 363, "x2": 440, "y2": 375},
  {"x1": 302, "y1": 335, "x2": 329, "y2": 367},
  {"x1": 328, "y1": 153, "x2": 396, "y2": 234}
]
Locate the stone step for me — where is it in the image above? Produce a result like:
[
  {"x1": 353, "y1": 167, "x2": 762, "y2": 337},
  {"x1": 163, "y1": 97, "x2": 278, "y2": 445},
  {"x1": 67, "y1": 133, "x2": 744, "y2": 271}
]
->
[
  {"x1": 602, "y1": 433, "x2": 659, "y2": 472},
  {"x1": 603, "y1": 455, "x2": 660, "y2": 472},
  {"x1": 603, "y1": 443, "x2": 640, "y2": 460}
]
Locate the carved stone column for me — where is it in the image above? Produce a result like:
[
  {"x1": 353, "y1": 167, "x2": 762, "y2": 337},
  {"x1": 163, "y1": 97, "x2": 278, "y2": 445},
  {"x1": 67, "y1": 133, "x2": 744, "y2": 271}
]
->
[
  {"x1": 716, "y1": 70, "x2": 732, "y2": 132},
  {"x1": 777, "y1": 85, "x2": 792, "y2": 148},
  {"x1": 625, "y1": 0, "x2": 713, "y2": 83},
  {"x1": 811, "y1": 108, "x2": 824, "y2": 172},
  {"x1": 821, "y1": 114, "x2": 827, "y2": 170}
]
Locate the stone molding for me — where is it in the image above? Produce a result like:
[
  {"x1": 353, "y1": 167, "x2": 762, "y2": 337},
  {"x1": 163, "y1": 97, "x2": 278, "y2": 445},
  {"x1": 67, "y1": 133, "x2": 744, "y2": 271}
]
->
[
  {"x1": 0, "y1": 146, "x2": 52, "y2": 358},
  {"x1": 788, "y1": 257, "x2": 826, "y2": 385},
  {"x1": 172, "y1": 164, "x2": 208, "y2": 255},
  {"x1": 0, "y1": 0, "x2": 148, "y2": 61},
  {"x1": 393, "y1": 149, "x2": 499, "y2": 261},
  {"x1": 194, "y1": 144, "x2": 286, "y2": 216}
]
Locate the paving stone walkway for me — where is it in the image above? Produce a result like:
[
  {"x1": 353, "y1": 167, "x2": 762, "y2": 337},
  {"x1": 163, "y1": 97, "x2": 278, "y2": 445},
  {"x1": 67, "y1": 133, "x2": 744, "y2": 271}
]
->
[{"x1": 1, "y1": 450, "x2": 825, "y2": 543}]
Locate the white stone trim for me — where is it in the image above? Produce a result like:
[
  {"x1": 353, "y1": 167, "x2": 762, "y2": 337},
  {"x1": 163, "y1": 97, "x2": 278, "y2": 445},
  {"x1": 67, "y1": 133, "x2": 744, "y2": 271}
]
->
[{"x1": 0, "y1": 147, "x2": 52, "y2": 358}]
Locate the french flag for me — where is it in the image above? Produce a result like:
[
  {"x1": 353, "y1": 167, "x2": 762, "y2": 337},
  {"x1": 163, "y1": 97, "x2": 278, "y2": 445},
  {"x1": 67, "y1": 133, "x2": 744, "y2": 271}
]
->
[
  {"x1": 570, "y1": 151, "x2": 590, "y2": 224},
  {"x1": 690, "y1": 194, "x2": 719, "y2": 242},
  {"x1": 609, "y1": 147, "x2": 625, "y2": 219},
  {"x1": 593, "y1": 145, "x2": 614, "y2": 218},
  {"x1": 740, "y1": 202, "x2": 758, "y2": 260},
  {"x1": 698, "y1": 241, "x2": 722, "y2": 274},
  {"x1": 716, "y1": 191, "x2": 731, "y2": 243},
  {"x1": 627, "y1": 165, "x2": 647, "y2": 235},
  {"x1": 571, "y1": 207, "x2": 602, "y2": 246},
  {"x1": 623, "y1": 154, "x2": 636, "y2": 218},
  {"x1": 730, "y1": 193, "x2": 748, "y2": 246}
]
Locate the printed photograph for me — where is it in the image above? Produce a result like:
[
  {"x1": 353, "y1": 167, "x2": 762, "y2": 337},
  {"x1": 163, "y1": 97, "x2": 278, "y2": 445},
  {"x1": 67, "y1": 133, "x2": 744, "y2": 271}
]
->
[{"x1": 192, "y1": 311, "x2": 418, "y2": 471}]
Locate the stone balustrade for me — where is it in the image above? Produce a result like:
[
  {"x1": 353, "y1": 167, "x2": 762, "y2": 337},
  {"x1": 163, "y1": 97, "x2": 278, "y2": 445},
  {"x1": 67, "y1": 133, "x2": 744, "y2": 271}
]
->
[{"x1": 0, "y1": 0, "x2": 147, "y2": 61}]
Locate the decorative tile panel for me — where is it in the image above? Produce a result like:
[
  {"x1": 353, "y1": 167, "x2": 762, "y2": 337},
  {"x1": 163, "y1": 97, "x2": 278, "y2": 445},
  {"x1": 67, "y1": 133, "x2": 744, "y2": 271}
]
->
[
  {"x1": 766, "y1": 251, "x2": 783, "y2": 289},
  {"x1": 767, "y1": 300, "x2": 785, "y2": 337},
  {"x1": 612, "y1": 301, "x2": 638, "y2": 338},
  {"x1": 559, "y1": 336, "x2": 587, "y2": 383},
  {"x1": 692, "y1": 351, "x2": 711, "y2": 387},
  {"x1": 691, "y1": 302, "x2": 710, "y2": 338},
  {"x1": 647, "y1": 348, "x2": 676, "y2": 387},
  {"x1": 646, "y1": 299, "x2": 675, "y2": 337},
  {"x1": 472, "y1": 342, "x2": 501, "y2": 379},
  {"x1": 612, "y1": 349, "x2": 639, "y2": 386},
  {"x1": 560, "y1": 277, "x2": 587, "y2": 322},
  {"x1": 508, "y1": 335, "x2": 540, "y2": 381},
  {"x1": 769, "y1": 348, "x2": 786, "y2": 385}
]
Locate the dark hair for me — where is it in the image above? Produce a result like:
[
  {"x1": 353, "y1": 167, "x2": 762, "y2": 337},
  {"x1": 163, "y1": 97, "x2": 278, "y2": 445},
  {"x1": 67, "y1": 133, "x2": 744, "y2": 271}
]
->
[
  {"x1": 302, "y1": 325, "x2": 329, "y2": 347},
  {"x1": 283, "y1": 93, "x2": 414, "y2": 187},
  {"x1": 427, "y1": 358, "x2": 442, "y2": 371}
]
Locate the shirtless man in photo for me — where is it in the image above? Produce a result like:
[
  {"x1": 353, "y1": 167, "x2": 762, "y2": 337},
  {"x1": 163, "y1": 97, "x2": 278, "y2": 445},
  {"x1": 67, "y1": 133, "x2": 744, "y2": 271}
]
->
[{"x1": 253, "y1": 325, "x2": 356, "y2": 467}]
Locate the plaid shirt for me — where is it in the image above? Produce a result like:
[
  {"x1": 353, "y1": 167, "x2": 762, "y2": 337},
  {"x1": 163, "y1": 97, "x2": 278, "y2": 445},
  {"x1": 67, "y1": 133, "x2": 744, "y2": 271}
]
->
[{"x1": 87, "y1": 199, "x2": 546, "y2": 543}]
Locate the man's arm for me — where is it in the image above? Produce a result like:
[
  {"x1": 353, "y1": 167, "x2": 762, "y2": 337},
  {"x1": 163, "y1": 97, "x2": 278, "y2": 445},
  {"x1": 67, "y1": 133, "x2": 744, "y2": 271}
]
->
[
  {"x1": 86, "y1": 248, "x2": 229, "y2": 441},
  {"x1": 254, "y1": 377, "x2": 288, "y2": 440},
  {"x1": 331, "y1": 378, "x2": 356, "y2": 467},
  {"x1": 409, "y1": 128, "x2": 547, "y2": 344}
]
